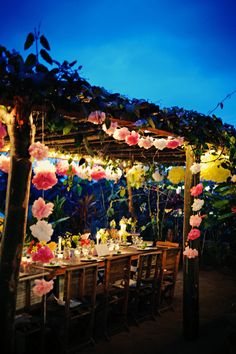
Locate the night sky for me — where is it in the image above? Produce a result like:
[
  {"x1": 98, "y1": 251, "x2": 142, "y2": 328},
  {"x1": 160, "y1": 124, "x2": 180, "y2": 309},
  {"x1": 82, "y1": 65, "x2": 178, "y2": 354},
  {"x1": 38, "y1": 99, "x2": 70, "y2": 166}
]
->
[{"x1": 1, "y1": 0, "x2": 236, "y2": 126}]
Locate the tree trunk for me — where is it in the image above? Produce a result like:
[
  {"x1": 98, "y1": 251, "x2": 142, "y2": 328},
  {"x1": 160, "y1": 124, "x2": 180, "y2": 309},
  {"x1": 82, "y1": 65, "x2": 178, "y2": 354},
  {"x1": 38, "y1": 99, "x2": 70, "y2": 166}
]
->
[
  {"x1": 126, "y1": 181, "x2": 135, "y2": 218},
  {"x1": 183, "y1": 145, "x2": 199, "y2": 340},
  {"x1": 0, "y1": 99, "x2": 34, "y2": 353}
]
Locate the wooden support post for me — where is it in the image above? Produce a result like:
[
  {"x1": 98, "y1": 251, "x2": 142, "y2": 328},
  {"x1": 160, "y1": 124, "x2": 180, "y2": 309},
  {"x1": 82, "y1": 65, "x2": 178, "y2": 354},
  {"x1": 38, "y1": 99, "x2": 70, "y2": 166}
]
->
[
  {"x1": 183, "y1": 145, "x2": 199, "y2": 340},
  {"x1": 0, "y1": 99, "x2": 35, "y2": 354}
]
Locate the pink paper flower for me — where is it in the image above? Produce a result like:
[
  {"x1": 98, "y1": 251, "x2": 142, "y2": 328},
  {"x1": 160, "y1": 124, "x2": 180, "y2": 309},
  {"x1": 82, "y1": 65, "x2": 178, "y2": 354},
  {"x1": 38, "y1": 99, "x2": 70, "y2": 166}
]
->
[
  {"x1": 113, "y1": 127, "x2": 130, "y2": 141},
  {"x1": 138, "y1": 137, "x2": 153, "y2": 149},
  {"x1": 91, "y1": 166, "x2": 106, "y2": 180},
  {"x1": 166, "y1": 139, "x2": 180, "y2": 149},
  {"x1": 30, "y1": 220, "x2": 54, "y2": 242},
  {"x1": 32, "y1": 197, "x2": 54, "y2": 220},
  {"x1": 0, "y1": 155, "x2": 10, "y2": 173},
  {"x1": 88, "y1": 111, "x2": 106, "y2": 124},
  {"x1": 125, "y1": 131, "x2": 139, "y2": 146},
  {"x1": 102, "y1": 121, "x2": 118, "y2": 136},
  {"x1": 29, "y1": 142, "x2": 49, "y2": 160},
  {"x1": 33, "y1": 279, "x2": 54, "y2": 296},
  {"x1": 188, "y1": 228, "x2": 201, "y2": 240},
  {"x1": 31, "y1": 245, "x2": 54, "y2": 263},
  {"x1": 56, "y1": 160, "x2": 77, "y2": 176},
  {"x1": 32, "y1": 171, "x2": 58, "y2": 190},
  {"x1": 190, "y1": 183, "x2": 203, "y2": 197},
  {"x1": 183, "y1": 246, "x2": 198, "y2": 259},
  {"x1": 189, "y1": 214, "x2": 202, "y2": 227}
]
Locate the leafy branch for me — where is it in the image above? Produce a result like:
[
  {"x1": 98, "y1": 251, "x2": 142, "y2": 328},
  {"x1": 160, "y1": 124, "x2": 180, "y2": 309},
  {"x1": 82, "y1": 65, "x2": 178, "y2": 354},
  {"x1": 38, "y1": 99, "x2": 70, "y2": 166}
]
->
[{"x1": 208, "y1": 89, "x2": 236, "y2": 116}]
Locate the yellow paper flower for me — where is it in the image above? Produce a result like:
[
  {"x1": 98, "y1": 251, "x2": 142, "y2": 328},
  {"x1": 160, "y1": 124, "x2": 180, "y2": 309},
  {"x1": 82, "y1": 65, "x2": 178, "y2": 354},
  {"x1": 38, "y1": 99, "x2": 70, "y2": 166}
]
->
[
  {"x1": 167, "y1": 166, "x2": 185, "y2": 184},
  {"x1": 126, "y1": 164, "x2": 147, "y2": 189},
  {"x1": 47, "y1": 241, "x2": 57, "y2": 251},
  {"x1": 200, "y1": 151, "x2": 231, "y2": 183}
]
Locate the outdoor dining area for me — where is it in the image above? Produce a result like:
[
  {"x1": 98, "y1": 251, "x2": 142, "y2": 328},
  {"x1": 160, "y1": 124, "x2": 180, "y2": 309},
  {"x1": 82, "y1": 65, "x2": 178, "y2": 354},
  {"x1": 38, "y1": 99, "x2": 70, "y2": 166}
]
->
[
  {"x1": 16, "y1": 238, "x2": 181, "y2": 353},
  {"x1": 0, "y1": 32, "x2": 235, "y2": 354}
]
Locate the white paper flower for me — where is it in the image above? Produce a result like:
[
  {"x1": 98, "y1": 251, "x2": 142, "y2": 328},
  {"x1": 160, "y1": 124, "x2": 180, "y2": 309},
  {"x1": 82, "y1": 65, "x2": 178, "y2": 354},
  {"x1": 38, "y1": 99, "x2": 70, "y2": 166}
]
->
[
  {"x1": 191, "y1": 198, "x2": 204, "y2": 212},
  {"x1": 190, "y1": 163, "x2": 201, "y2": 174},
  {"x1": 30, "y1": 220, "x2": 53, "y2": 242},
  {"x1": 33, "y1": 160, "x2": 56, "y2": 174},
  {"x1": 105, "y1": 166, "x2": 122, "y2": 182},
  {"x1": 231, "y1": 175, "x2": 236, "y2": 183},
  {"x1": 76, "y1": 165, "x2": 92, "y2": 180},
  {"x1": 152, "y1": 138, "x2": 167, "y2": 150},
  {"x1": 152, "y1": 170, "x2": 163, "y2": 182}
]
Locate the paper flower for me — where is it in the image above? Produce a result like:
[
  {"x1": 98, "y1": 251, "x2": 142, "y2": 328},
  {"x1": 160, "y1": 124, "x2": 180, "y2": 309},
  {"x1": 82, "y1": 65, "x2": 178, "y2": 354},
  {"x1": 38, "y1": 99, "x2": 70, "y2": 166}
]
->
[
  {"x1": 88, "y1": 111, "x2": 106, "y2": 124},
  {"x1": 30, "y1": 220, "x2": 53, "y2": 242},
  {"x1": 200, "y1": 151, "x2": 231, "y2": 183},
  {"x1": 29, "y1": 142, "x2": 49, "y2": 160},
  {"x1": 33, "y1": 279, "x2": 54, "y2": 296},
  {"x1": 56, "y1": 160, "x2": 77, "y2": 176},
  {"x1": 138, "y1": 137, "x2": 153, "y2": 149},
  {"x1": 105, "y1": 166, "x2": 122, "y2": 182},
  {"x1": 231, "y1": 206, "x2": 236, "y2": 213},
  {"x1": 190, "y1": 163, "x2": 201, "y2": 174},
  {"x1": 125, "y1": 131, "x2": 139, "y2": 146},
  {"x1": 32, "y1": 171, "x2": 58, "y2": 190},
  {"x1": 152, "y1": 170, "x2": 163, "y2": 182},
  {"x1": 33, "y1": 160, "x2": 56, "y2": 174},
  {"x1": 183, "y1": 246, "x2": 198, "y2": 259},
  {"x1": 32, "y1": 197, "x2": 54, "y2": 220},
  {"x1": 192, "y1": 199, "x2": 204, "y2": 211},
  {"x1": 167, "y1": 166, "x2": 185, "y2": 184},
  {"x1": 0, "y1": 155, "x2": 10, "y2": 173},
  {"x1": 152, "y1": 138, "x2": 167, "y2": 150},
  {"x1": 190, "y1": 183, "x2": 203, "y2": 197},
  {"x1": 102, "y1": 121, "x2": 118, "y2": 136},
  {"x1": 166, "y1": 139, "x2": 180, "y2": 149},
  {"x1": 76, "y1": 165, "x2": 92, "y2": 180},
  {"x1": 126, "y1": 164, "x2": 147, "y2": 189},
  {"x1": 188, "y1": 228, "x2": 201, "y2": 240},
  {"x1": 91, "y1": 166, "x2": 106, "y2": 180},
  {"x1": 189, "y1": 215, "x2": 202, "y2": 227},
  {"x1": 113, "y1": 127, "x2": 130, "y2": 141},
  {"x1": 231, "y1": 175, "x2": 236, "y2": 183}
]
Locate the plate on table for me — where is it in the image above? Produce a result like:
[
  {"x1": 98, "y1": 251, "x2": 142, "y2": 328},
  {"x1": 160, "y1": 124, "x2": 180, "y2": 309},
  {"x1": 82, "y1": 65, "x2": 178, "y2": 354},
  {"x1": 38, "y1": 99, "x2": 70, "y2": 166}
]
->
[
  {"x1": 120, "y1": 242, "x2": 132, "y2": 246},
  {"x1": 136, "y1": 246, "x2": 157, "y2": 251},
  {"x1": 43, "y1": 263, "x2": 61, "y2": 267}
]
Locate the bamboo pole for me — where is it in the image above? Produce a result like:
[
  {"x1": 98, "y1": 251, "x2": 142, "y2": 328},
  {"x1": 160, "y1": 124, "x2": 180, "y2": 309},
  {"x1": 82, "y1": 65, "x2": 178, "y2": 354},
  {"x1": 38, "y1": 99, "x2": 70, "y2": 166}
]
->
[
  {"x1": 182, "y1": 144, "x2": 199, "y2": 340},
  {"x1": 0, "y1": 99, "x2": 35, "y2": 353}
]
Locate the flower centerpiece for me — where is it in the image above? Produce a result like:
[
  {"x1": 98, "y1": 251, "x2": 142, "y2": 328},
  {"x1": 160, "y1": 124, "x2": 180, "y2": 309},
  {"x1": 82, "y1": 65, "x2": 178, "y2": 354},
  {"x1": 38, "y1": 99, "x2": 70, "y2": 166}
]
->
[
  {"x1": 118, "y1": 217, "x2": 131, "y2": 243},
  {"x1": 27, "y1": 240, "x2": 57, "y2": 264},
  {"x1": 96, "y1": 228, "x2": 109, "y2": 244}
]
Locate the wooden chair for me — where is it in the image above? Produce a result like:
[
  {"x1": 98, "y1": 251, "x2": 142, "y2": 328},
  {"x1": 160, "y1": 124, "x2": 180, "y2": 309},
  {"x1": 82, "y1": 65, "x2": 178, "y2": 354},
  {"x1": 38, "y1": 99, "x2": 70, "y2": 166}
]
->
[
  {"x1": 14, "y1": 270, "x2": 49, "y2": 354},
  {"x1": 103, "y1": 255, "x2": 131, "y2": 339},
  {"x1": 129, "y1": 251, "x2": 162, "y2": 322},
  {"x1": 158, "y1": 247, "x2": 181, "y2": 312},
  {"x1": 47, "y1": 263, "x2": 98, "y2": 353}
]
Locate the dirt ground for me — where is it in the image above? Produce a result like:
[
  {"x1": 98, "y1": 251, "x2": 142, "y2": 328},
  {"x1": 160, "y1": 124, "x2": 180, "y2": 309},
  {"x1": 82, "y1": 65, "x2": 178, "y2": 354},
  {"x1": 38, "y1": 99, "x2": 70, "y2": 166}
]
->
[{"x1": 81, "y1": 268, "x2": 236, "y2": 354}]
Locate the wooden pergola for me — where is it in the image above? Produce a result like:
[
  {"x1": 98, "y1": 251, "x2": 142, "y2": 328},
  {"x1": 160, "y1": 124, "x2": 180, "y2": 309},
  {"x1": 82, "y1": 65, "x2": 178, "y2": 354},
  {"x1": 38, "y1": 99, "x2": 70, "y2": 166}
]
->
[{"x1": 0, "y1": 38, "x2": 235, "y2": 353}]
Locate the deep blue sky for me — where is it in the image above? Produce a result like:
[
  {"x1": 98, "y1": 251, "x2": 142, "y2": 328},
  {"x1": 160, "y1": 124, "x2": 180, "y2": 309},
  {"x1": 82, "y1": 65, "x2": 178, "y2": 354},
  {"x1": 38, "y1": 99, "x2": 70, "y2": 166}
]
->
[{"x1": 1, "y1": 0, "x2": 236, "y2": 126}]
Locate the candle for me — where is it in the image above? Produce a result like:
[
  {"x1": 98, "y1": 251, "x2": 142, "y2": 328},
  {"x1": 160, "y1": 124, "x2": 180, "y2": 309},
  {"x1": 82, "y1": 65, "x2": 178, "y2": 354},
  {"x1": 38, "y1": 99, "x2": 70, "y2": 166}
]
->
[
  {"x1": 58, "y1": 236, "x2": 62, "y2": 253},
  {"x1": 96, "y1": 234, "x2": 100, "y2": 245}
]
